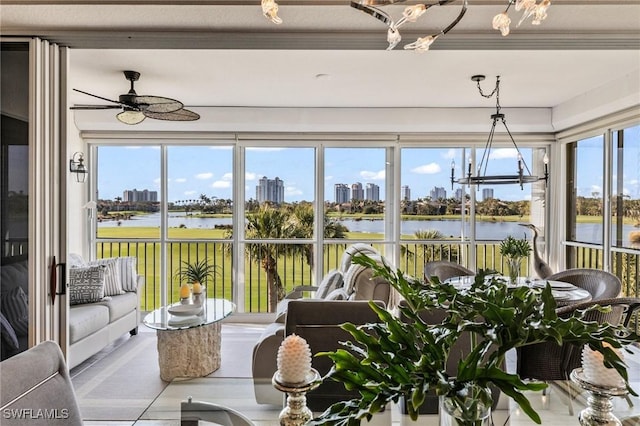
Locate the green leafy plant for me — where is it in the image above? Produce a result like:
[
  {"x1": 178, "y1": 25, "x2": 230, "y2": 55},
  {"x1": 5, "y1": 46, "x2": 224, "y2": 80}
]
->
[
  {"x1": 176, "y1": 258, "x2": 217, "y2": 285},
  {"x1": 499, "y1": 235, "x2": 531, "y2": 259},
  {"x1": 309, "y1": 254, "x2": 640, "y2": 426}
]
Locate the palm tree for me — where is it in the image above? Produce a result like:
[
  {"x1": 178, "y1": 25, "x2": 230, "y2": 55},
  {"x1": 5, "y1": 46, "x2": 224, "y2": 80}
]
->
[
  {"x1": 239, "y1": 205, "x2": 296, "y2": 311},
  {"x1": 411, "y1": 229, "x2": 458, "y2": 262},
  {"x1": 226, "y1": 203, "x2": 350, "y2": 312}
]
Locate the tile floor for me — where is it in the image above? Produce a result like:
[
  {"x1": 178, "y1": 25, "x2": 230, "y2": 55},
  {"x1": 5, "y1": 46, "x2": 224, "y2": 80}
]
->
[{"x1": 72, "y1": 321, "x2": 640, "y2": 426}]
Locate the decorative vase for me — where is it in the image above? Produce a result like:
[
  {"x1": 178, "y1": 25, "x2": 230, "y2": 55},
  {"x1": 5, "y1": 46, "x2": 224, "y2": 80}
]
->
[
  {"x1": 439, "y1": 384, "x2": 492, "y2": 426},
  {"x1": 506, "y1": 257, "x2": 522, "y2": 285}
]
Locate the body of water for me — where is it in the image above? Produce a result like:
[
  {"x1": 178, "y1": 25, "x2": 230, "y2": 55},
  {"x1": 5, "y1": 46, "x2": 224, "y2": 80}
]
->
[{"x1": 98, "y1": 212, "x2": 638, "y2": 245}]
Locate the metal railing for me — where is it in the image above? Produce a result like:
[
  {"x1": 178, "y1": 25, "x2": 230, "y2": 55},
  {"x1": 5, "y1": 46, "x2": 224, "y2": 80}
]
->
[{"x1": 96, "y1": 239, "x2": 544, "y2": 313}]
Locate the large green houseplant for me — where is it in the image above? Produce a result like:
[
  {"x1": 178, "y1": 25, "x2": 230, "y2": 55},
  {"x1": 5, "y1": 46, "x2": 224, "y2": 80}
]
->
[{"x1": 310, "y1": 254, "x2": 640, "y2": 426}]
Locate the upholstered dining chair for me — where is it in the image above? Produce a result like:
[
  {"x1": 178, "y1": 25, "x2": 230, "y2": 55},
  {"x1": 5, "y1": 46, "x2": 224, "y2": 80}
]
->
[
  {"x1": 546, "y1": 268, "x2": 621, "y2": 301},
  {"x1": 423, "y1": 260, "x2": 474, "y2": 283},
  {"x1": 516, "y1": 297, "x2": 640, "y2": 415}
]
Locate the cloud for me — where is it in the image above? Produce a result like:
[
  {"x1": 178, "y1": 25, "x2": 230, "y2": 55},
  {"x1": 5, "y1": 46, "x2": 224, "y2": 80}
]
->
[
  {"x1": 360, "y1": 170, "x2": 385, "y2": 180},
  {"x1": 411, "y1": 163, "x2": 441, "y2": 174},
  {"x1": 246, "y1": 172, "x2": 257, "y2": 181},
  {"x1": 212, "y1": 180, "x2": 231, "y2": 189},
  {"x1": 489, "y1": 148, "x2": 518, "y2": 160},
  {"x1": 209, "y1": 146, "x2": 232, "y2": 150},
  {"x1": 442, "y1": 149, "x2": 456, "y2": 159},
  {"x1": 222, "y1": 172, "x2": 233, "y2": 181},
  {"x1": 184, "y1": 190, "x2": 197, "y2": 196},
  {"x1": 285, "y1": 186, "x2": 303, "y2": 196},
  {"x1": 325, "y1": 175, "x2": 334, "y2": 181},
  {"x1": 174, "y1": 178, "x2": 187, "y2": 183},
  {"x1": 590, "y1": 185, "x2": 602, "y2": 195},
  {"x1": 195, "y1": 172, "x2": 213, "y2": 180},
  {"x1": 153, "y1": 178, "x2": 161, "y2": 184}
]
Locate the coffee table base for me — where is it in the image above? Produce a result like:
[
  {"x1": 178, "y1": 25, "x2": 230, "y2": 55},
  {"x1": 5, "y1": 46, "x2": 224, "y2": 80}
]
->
[{"x1": 156, "y1": 322, "x2": 222, "y2": 381}]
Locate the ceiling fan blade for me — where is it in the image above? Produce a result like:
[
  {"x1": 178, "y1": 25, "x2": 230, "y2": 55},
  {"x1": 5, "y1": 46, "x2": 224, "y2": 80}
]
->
[
  {"x1": 143, "y1": 108, "x2": 200, "y2": 122},
  {"x1": 70, "y1": 104, "x2": 123, "y2": 110},
  {"x1": 73, "y1": 88, "x2": 127, "y2": 107},
  {"x1": 134, "y1": 95, "x2": 184, "y2": 113}
]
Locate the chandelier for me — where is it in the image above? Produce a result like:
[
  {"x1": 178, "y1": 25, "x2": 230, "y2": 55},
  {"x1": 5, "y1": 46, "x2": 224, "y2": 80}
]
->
[
  {"x1": 261, "y1": 0, "x2": 551, "y2": 51},
  {"x1": 450, "y1": 75, "x2": 549, "y2": 190}
]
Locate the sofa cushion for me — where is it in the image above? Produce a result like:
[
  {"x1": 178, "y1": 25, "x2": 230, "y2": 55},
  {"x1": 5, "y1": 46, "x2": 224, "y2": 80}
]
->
[
  {"x1": 0, "y1": 258, "x2": 29, "y2": 294},
  {"x1": 69, "y1": 265, "x2": 106, "y2": 305},
  {"x1": 1, "y1": 286, "x2": 29, "y2": 336},
  {"x1": 87, "y1": 258, "x2": 125, "y2": 296},
  {"x1": 69, "y1": 304, "x2": 109, "y2": 344},
  {"x1": 95, "y1": 291, "x2": 138, "y2": 322},
  {"x1": 0, "y1": 311, "x2": 19, "y2": 349}
]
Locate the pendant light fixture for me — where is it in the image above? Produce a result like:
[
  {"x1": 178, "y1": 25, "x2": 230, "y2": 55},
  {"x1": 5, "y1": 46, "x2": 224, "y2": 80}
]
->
[{"x1": 451, "y1": 75, "x2": 549, "y2": 190}]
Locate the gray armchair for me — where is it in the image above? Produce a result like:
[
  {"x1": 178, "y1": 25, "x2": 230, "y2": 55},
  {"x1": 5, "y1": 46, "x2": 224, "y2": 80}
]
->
[
  {"x1": 0, "y1": 341, "x2": 83, "y2": 426},
  {"x1": 252, "y1": 300, "x2": 386, "y2": 407},
  {"x1": 285, "y1": 300, "x2": 385, "y2": 412}
]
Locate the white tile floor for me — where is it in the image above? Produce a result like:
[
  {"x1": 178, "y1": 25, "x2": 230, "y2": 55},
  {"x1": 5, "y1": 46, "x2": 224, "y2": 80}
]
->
[{"x1": 75, "y1": 323, "x2": 640, "y2": 426}]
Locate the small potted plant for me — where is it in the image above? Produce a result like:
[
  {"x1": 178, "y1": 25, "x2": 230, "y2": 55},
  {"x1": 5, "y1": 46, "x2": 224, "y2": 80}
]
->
[
  {"x1": 176, "y1": 258, "x2": 216, "y2": 304},
  {"x1": 499, "y1": 235, "x2": 531, "y2": 284}
]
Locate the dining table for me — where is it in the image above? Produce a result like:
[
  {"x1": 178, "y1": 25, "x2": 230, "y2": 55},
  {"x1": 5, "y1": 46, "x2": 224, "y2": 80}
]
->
[{"x1": 443, "y1": 275, "x2": 593, "y2": 306}]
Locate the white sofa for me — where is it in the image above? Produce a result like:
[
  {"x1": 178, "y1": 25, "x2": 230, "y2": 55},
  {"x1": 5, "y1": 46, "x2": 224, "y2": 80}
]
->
[
  {"x1": 67, "y1": 254, "x2": 143, "y2": 368},
  {"x1": 0, "y1": 254, "x2": 143, "y2": 368}
]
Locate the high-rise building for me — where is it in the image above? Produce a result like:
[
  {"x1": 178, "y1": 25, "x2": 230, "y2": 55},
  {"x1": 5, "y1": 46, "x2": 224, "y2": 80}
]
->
[
  {"x1": 482, "y1": 188, "x2": 494, "y2": 200},
  {"x1": 365, "y1": 183, "x2": 380, "y2": 201},
  {"x1": 430, "y1": 186, "x2": 446, "y2": 200},
  {"x1": 256, "y1": 176, "x2": 284, "y2": 204},
  {"x1": 401, "y1": 185, "x2": 411, "y2": 201},
  {"x1": 123, "y1": 188, "x2": 158, "y2": 202},
  {"x1": 334, "y1": 184, "x2": 350, "y2": 204},
  {"x1": 455, "y1": 188, "x2": 464, "y2": 201},
  {"x1": 351, "y1": 182, "x2": 364, "y2": 201}
]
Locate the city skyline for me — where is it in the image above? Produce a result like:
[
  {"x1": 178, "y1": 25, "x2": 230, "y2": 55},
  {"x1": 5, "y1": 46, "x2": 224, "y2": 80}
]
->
[{"x1": 95, "y1": 136, "x2": 640, "y2": 205}]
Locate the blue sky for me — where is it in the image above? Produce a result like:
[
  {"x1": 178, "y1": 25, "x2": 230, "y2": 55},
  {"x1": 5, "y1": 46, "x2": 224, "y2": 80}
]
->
[{"x1": 94, "y1": 128, "x2": 640, "y2": 204}]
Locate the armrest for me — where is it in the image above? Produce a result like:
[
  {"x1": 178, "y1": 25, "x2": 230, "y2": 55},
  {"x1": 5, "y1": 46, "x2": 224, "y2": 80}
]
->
[
  {"x1": 136, "y1": 275, "x2": 145, "y2": 294},
  {"x1": 284, "y1": 285, "x2": 320, "y2": 300}
]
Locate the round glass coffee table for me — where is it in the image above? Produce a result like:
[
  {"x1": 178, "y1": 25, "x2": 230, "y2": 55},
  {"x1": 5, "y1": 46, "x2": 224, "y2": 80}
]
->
[{"x1": 143, "y1": 298, "x2": 235, "y2": 381}]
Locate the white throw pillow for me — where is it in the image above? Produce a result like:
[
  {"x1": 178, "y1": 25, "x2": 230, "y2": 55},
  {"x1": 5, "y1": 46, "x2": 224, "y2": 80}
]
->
[
  {"x1": 118, "y1": 257, "x2": 138, "y2": 292},
  {"x1": 86, "y1": 258, "x2": 125, "y2": 296}
]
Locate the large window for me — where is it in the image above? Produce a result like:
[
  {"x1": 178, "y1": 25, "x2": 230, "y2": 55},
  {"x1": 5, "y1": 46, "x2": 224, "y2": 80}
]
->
[
  {"x1": 92, "y1": 140, "x2": 549, "y2": 312},
  {"x1": 567, "y1": 135, "x2": 605, "y2": 246},
  {"x1": 324, "y1": 147, "x2": 386, "y2": 241},
  {"x1": 612, "y1": 125, "x2": 640, "y2": 249},
  {"x1": 96, "y1": 146, "x2": 161, "y2": 239}
]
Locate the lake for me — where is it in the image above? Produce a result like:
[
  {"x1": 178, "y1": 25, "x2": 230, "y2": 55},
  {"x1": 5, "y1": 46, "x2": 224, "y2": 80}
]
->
[{"x1": 98, "y1": 212, "x2": 637, "y2": 245}]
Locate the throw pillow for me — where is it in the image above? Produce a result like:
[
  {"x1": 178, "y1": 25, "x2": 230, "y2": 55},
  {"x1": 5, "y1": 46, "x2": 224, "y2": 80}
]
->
[
  {"x1": 315, "y1": 269, "x2": 344, "y2": 299},
  {"x1": 67, "y1": 253, "x2": 86, "y2": 268},
  {"x1": 118, "y1": 257, "x2": 138, "y2": 292},
  {"x1": 0, "y1": 286, "x2": 29, "y2": 337},
  {"x1": 0, "y1": 311, "x2": 19, "y2": 349},
  {"x1": 69, "y1": 265, "x2": 106, "y2": 305},
  {"x1": 86, "y1": 258, "x2": 124, "y2": 296}
]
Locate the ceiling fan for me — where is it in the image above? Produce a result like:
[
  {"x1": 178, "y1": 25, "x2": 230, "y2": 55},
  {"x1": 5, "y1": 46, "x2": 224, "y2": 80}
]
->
[{"x1": 71, "y1": 70, "x2": 200, "y2": 125}]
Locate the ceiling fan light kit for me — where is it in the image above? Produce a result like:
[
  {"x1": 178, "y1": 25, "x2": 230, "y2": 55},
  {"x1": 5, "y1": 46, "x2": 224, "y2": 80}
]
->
[
  {"x1": 261, "y1": 0, "x2": 550, "y2": 51},
  {"x1": 71, "y1": 70, "x2": 200, "y2": 125}
]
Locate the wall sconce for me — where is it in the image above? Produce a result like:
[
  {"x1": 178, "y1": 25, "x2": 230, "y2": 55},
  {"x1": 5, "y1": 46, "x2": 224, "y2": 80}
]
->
[{"x1": 69, "y1": 152, "x2": 88, "y2": 183}]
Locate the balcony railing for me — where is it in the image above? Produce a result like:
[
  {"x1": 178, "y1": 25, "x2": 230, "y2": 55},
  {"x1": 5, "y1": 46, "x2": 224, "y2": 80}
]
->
[{"x1": 96, "y1": 239, "x2": 549, "y2": 313}]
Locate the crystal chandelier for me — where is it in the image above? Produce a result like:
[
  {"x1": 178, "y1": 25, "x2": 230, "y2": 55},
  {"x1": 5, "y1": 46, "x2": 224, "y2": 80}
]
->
[
  {"x1": 450, "y1": 75, "x2": 549, "y2": 190},
  {"x1": 261, "y1": 0, "x2": 551, "y2": 51}
]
